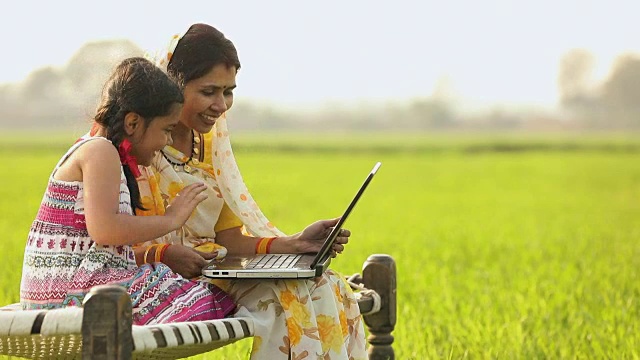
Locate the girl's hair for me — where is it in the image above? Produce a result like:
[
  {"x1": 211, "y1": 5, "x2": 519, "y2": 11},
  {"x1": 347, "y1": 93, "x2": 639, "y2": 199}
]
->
[
  {"x1": 167, "y1": 23, "x2": 241, "y2": 87},
  {"x1": 94, "y1": 57, "x2": 184, "y2": 211}
]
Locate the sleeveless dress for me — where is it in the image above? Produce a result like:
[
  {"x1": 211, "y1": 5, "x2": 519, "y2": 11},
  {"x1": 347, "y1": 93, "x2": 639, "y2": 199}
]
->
[{"x1": 19, "y1": 137, "x2": 236, "y2": 325}]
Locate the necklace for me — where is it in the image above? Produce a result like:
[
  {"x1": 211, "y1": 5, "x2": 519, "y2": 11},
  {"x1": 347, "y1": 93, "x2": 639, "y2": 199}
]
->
[{"x1": 161, "y1": 130, "x2": 202, "y2": 173}]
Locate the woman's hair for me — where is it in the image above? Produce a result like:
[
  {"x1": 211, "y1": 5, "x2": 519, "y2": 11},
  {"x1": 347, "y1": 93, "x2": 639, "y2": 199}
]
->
[
  {"x1": 167, "y1": 23, "x2": 241, "y2": 87},
  {"x1": 94, "y1": 57, "x2": 184, "y2": 211}
]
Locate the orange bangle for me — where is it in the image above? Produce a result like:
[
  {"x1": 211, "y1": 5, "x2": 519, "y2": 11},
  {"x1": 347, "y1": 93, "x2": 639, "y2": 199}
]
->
[
  {"x1": 266, "y1": 237, "x2": 276, "y2": 254},
  {"x1": 154, "y1": 244, "x2": 162, "y2": 263},
  {"x1": 256, "y1": 237, "x2": 277, "y2": 254},
  {"x1": 155, "y1": 244, "x2": 170, "y2": 263},
  {"x1": 255, "y1": 238, "x2": 265, "y2": 254},
  {"x1": 143, "y1": 245, "x2": 156, "y2": 264}
]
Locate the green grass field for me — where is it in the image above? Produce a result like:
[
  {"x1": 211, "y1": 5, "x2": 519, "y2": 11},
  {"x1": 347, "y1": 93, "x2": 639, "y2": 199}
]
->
[{"x1": 1, "y1": 132, "x2": 639, "y2": 359}]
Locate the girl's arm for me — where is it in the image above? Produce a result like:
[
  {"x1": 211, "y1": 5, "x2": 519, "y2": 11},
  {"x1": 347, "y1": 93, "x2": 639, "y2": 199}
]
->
[
  {"x1": 134, "y1": 244, "x2": 218, "y2": 277},
  {"x1": 80, "y1": 140, "x2": 206, "y2": 246}
]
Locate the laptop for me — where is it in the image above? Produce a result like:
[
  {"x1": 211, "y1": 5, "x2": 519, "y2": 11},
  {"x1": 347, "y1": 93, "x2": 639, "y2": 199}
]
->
[{"x1": 201, "y1": 162, "x2": 382, "y2": 279}]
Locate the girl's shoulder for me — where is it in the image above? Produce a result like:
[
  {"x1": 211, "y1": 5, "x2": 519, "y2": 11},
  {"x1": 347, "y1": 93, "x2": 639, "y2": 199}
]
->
[
  {"x1": 53, "y1": 137, "x2": 118, "y2": 183},
  {"x1": 73, "y1": 137, "x2": 121, "y2": 170},
  {"x1": 74, "y1": 136, "x2": 116, "y2": 156}
]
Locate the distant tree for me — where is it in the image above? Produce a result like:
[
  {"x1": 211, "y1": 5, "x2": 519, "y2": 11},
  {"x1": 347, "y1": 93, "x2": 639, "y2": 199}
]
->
[
  {"x1": 596, "y1": 54, "x2": 640, "y2": 128},
  {"x1": 557, "y1": 50, "x2": 640, "y2": 129},
  {"x1": 558, "y1": 49, "x2": 595, "y2": 109},
  {"x1": 65, "y1": 40, "x2": 143, "y2": 107},
  {"x1": 0, "y1": 39, "x2": 144, "y2": 130},
  {"x1": 601, "y1": 55, "x2": 640, "y2": 110},
  {"x1": 18, "y1": 67, "x2": 75, "y2": 125},
  {"x1": 406, "y1": 98, "x2": 455, "y2": 129},
  {"x1": 0, "y1": 85, "x2": 23, "y2": 127},
  {"x1": 20, "y1": 67, "x2": 61, "y2": 101}
]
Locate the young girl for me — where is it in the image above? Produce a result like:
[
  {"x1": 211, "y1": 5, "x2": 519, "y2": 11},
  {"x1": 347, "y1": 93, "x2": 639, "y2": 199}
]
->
[{"x1": 19, "y1": 57, "x2": 235, "y2": 325}]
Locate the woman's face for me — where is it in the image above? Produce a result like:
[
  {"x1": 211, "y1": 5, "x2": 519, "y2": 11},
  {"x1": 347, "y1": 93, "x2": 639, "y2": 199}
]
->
[{"x1": 181, "y1": 63, "x2": 237, "y2": 133}]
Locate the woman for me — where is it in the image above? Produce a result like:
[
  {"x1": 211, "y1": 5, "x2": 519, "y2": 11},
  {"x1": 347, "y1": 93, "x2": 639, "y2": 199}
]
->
[{"x1": 134, "y1": 24, "x2": 367, "y2": 359}]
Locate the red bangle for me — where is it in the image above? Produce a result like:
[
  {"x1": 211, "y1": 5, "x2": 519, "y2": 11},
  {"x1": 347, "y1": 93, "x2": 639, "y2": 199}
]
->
[
  {"x1": 256, "y1": 237, "x2": 277, "y2": 254},
  {"x1": 155, "y1": 244, "x2": 170, "y2": 263},
  {"x1": 160, "y1": 244, "x2": 170, "y2": 262}
]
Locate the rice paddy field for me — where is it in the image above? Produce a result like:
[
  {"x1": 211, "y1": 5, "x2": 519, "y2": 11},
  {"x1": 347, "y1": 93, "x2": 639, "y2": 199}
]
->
[{"x1": 1, "y1": 131, "x2": 639, "y2": 359}]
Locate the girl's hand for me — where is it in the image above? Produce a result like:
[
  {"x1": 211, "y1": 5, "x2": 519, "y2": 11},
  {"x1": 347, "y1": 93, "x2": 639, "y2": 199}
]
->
[
  {"x1": 162, "y1": 244, "x2": 219, "y2": 278},
  {"x1": 164, "y1": 183, "x2": 208, "y2": 230},
  {"x1": 287, "y1": 218, "x2": 350, "y2": 257}
]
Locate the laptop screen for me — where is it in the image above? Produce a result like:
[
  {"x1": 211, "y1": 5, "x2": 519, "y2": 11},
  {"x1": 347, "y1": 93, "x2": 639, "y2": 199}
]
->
[{"x1": 310, "y1": 162, "x2": 381, "y2": 267}]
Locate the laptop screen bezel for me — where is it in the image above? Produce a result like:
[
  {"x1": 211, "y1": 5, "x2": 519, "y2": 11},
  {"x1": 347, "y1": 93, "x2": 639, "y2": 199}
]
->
[{"x1": 310, "y1": 162, "x2": 381, "y2": 267}]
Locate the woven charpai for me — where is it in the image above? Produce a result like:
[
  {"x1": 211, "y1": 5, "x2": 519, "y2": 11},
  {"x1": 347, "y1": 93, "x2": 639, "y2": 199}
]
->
[{"x1": 0, "y1": 306, "x2": 253, "y2": 360}]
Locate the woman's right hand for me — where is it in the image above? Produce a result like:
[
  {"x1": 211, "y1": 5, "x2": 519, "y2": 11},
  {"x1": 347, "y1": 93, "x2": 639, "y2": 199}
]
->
[
  {"x1": 164, "y1": 183, "x2": 208, "y2": 230},
  {"x1": 162, "y1": 244, "x2": 219, "y2": 278}
]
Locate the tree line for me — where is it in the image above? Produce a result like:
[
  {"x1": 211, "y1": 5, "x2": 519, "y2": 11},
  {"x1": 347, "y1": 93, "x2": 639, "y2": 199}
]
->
[{"x1": 1, "y1": 41, "x2": 638, "y2": 132}]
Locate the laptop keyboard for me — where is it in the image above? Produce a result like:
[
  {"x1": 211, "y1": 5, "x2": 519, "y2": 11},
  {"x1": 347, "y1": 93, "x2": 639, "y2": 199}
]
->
[{"x1": 246, "y1": 254, "x2": 303, "y2": 269}]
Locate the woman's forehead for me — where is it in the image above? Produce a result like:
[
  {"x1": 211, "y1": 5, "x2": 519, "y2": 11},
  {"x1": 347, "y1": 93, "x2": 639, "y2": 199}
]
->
[{"x1": 191, "y1": 64, "x2": 237, "y2": 87}]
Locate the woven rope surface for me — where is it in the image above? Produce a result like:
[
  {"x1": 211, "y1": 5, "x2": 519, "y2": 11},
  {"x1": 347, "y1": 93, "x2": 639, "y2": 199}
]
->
[
  {"x1": 1, "y1": 305, "x2": 253, "y2": 360},
  {"x1": 0, "y1": 334, "x2": 83, "y2": 360},
  {"x1": 1, "y1": 334, "x2": 243, "y2": 360}
]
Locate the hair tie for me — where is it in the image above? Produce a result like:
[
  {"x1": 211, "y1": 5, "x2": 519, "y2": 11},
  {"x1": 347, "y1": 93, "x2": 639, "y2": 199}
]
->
[
  {"x1": 89, "y1": 122, "x2": 100, "y2": 136},
  {"x1": 118, "y1": 139, "x2": 142, "y2": 178}
]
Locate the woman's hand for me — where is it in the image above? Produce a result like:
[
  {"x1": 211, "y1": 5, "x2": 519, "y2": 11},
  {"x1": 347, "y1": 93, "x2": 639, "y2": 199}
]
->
[
  {"x1": 164, "y1": 183, "x2": 208, "y2": 231},
  {"x1": 280, "y1": 218, "x2": 350, "y2": 257},
  {"x1": 162, "y1": 244, "x2": 218, "y2": 278}
]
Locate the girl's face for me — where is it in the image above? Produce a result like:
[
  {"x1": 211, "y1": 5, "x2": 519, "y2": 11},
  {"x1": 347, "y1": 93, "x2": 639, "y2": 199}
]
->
[
  {"x1": 130, "y1": 103, "x2": 182, "y2": 166},
  {"x1": 180, "y1": 63, "x2": 237, "y2": 133}
]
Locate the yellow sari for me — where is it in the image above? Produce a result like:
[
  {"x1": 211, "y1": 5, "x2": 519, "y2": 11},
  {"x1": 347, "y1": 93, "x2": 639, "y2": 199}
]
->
[{"x1": 135, "y1": 116, "x2": 367, "y2": 359}]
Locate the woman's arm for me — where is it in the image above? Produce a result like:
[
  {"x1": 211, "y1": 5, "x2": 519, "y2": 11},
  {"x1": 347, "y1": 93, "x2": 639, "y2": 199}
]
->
[
  {"x1": 80, "y1": 140, "x2": 207, "y2": 246},
  {"x1": 214, "y1": 227, "x2": 263, "y2": 255},
  {"x1": 215, "y1": 218, "x2": 349, "y2": 256}
]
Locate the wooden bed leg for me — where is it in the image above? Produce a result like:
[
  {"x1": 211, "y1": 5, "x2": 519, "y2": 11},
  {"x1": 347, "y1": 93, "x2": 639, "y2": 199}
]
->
[
  {"x1": 362, "y1": 254, "x2": 397, "y2": 360},
  {"x1": 81, "y1": 284, "x2": 133, "y2": 360}
]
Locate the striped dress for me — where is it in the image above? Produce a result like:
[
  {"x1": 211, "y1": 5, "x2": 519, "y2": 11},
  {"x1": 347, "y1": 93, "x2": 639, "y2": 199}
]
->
[{"x1": 19, "y1": 137, "x2": 235, "y2": 325}]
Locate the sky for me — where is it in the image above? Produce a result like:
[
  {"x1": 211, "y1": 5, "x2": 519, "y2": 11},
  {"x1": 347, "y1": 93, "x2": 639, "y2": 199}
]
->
[{"x1": 1, "y1": 0, "x2": 639, "y2": 110}]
